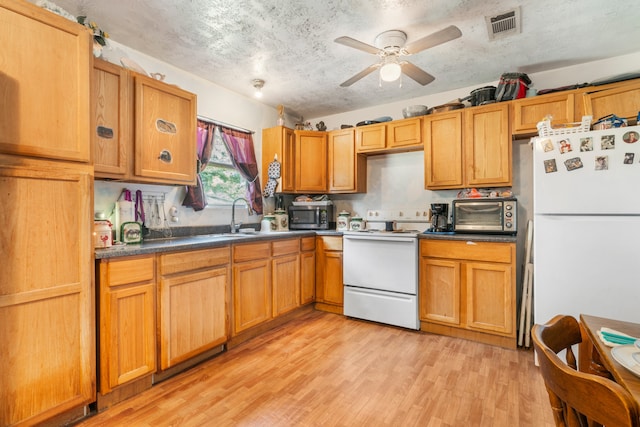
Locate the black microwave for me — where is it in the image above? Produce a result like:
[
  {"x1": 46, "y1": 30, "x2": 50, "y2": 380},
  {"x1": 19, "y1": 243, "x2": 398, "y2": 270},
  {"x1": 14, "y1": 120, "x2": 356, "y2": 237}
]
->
[
  {"x1": 288, "y1": 205, "x2": 333, "y2": 230},
  {"x1": 452, "y1": 198, "x2": 517, "y2": 234}
]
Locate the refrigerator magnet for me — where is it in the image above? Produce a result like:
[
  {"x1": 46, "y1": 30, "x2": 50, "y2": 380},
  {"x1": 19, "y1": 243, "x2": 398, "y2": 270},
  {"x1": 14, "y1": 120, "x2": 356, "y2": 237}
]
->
[
  {"x1": 558, "y1": 138, "x2": 573, "y2": 154},
  {"x1": 623, "y1": 131, "x2": 639, "y2": 144},
  {"x1": 601, "y1": 135, "x2": 615, "y2": 150},
  {"x1": 624, "y1": 153, "x2": 634, "y2": 164},
  {"x1": 544, "y1": 159, "x2": 557, "y2": 174},
  {"x1": 579, "y1": 137, "x2": 593, "y2": 152},
  {"x1": 564, "y1": 157, "x2": 583, "y2": 171},
  {"x1": 540, "y1": 139, "x2": 554, "y2": 152},
  {"x1": 595, "y1": 155, "x2": 608, "y2": 171}
]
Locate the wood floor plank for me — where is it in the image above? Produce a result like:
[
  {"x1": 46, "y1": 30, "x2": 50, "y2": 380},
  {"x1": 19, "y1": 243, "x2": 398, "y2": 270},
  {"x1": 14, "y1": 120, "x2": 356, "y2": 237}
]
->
[{"x1": 77, "y1": 309, "x2": 554, "y2": 426}]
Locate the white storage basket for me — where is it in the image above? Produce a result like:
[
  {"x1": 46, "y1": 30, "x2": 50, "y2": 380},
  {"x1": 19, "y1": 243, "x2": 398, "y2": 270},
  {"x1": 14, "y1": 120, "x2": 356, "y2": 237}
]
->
[{"x1": 537, "y1": 115, "x2": 592, "y2": 137}]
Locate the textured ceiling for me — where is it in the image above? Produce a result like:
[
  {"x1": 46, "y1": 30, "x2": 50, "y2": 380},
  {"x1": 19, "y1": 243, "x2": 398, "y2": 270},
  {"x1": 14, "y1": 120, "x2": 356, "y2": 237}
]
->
[{"x1": 41, "y1": 0, "x2": 640, "y2": 119}]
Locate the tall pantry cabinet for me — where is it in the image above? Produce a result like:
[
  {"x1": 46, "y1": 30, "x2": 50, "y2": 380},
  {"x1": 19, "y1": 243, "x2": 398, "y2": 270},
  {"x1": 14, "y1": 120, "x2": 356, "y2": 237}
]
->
[{"x1": 0, "y1": 1, "x2": 95, "y2": 426}]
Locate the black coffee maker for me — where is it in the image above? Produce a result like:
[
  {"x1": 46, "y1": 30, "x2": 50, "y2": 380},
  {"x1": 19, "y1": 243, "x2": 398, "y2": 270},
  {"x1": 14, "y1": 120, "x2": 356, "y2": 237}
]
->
[{"x1": 430, "y1": 203, "x2": 449, "y2": 232}]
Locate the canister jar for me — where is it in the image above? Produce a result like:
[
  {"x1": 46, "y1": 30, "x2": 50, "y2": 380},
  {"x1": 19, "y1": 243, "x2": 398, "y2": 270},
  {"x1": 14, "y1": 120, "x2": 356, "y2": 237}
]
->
[
  {"x1": 349, "y1": 216, "x2": 364, "y2": 231},
  {"x1": 337, "y1": 210, "x2": 351, "y2": 231},
  {"x1": 94, "y1": 220, "x2": 112, "y2": 248},
  {"x1": 274, "y1": 209, "x2": 289, "y2": 231},
  {"x1": 261, "y1": 214, "x2": 276, "y2": 232}
]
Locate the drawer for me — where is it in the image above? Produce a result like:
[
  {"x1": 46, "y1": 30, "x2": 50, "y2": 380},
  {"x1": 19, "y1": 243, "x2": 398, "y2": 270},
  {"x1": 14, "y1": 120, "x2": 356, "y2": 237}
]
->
[
  {"x1": 272, "y1": 238, "x2": 300, "y2": 257},
  {"x1": 318, "y1": 236, "x2": 342, "y2": 251},
  {"x1": 421, "y1": 239, "x2": 513, "y2": 263},
  {"x1": 233, "y1": 241, "x2": 271, "y2": 262},
  {"x1": 103, "y1": 255, "x2": 155, "y2": 287},
  {"x1": 300, "y1": 236, "x2": 316, "y2": 252},
  {"x1": 159, "y1": 246, "x2": 230, "y2": 275}
]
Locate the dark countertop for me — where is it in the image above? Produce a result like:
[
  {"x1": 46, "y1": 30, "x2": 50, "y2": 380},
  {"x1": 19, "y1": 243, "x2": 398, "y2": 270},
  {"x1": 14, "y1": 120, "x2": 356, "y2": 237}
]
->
[
  {"x1": 95, "y1": 230, "x2": 317, "y2": 260},
  {"x1": 95, "y1": 229, "x2": 516, "y2": 259}
]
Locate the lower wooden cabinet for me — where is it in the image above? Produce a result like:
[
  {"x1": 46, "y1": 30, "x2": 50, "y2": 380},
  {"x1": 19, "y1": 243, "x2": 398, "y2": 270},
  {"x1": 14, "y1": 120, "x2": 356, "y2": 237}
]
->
[
  {"x1": 158, "y1": 247, "x2": 230, "y2": 370},
  {"x1": 272, "y1": 239, "x2": 301, "y2": 316},
  {"x1": 232, "y1": 243, "x2": 272, "y2": 335},
  {"x1": 97, "y1": 255, "x2": 157, "y2": 394},
  {"x1": 419, "y1": 239, "x2": 516, "y2": 348},
  {"x1": 315, "y1": 236, "x2": 344, "y2": 313},
  {"x1": 300, "y1": 237, "x2": 316, "y2": 304}
]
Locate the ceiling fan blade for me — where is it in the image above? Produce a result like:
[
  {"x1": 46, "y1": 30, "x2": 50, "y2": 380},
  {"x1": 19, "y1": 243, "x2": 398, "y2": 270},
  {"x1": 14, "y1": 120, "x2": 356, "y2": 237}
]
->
[
  {"x1": 401, "y1": 62, "x2": 435, "y2": 86},
  {"x1": 403, "y1": 25, "x2": 462, "y2": 54},
  {"x1": 340, "y1": 64, "x2": 380, "y2": 87},
  {"x1": 334, "y1": 36, "x2": 380, "y2": 55}
]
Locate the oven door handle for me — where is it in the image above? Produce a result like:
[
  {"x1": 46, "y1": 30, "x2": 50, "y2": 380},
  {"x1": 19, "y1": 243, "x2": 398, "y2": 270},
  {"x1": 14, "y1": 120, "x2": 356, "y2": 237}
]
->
[{"x1": 343, "y1": 235, "x2": 416, "y2": 243}]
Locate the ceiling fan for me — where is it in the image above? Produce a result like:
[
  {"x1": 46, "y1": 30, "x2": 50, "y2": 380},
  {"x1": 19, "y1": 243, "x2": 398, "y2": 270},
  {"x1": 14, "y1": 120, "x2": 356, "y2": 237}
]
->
[{"x1": 334, "y1": 25, "x2": 462, "y2": 87}]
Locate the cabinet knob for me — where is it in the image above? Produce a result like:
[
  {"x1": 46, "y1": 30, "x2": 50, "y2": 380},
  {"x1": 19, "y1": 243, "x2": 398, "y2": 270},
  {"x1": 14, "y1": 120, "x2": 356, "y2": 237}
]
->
[{"x1": 158, "y1": 149, "x2": 173, "y2": 164}]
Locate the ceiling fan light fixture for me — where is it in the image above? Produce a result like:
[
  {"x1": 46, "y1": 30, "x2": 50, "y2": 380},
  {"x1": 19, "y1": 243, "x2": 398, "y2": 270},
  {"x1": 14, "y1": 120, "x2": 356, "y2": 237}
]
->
[
  {"x1": 379, "y1": 59, "x2": 402, "y2": 82},
  {"x1": 252, "y1": 79, "x2": 265, "y2": 98}
]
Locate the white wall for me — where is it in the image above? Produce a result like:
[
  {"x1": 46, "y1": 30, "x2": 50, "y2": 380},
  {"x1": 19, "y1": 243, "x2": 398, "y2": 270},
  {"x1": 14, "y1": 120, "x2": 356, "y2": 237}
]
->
[{"x1": 95, "y1": 42, "x2": 640, "y2": 233}]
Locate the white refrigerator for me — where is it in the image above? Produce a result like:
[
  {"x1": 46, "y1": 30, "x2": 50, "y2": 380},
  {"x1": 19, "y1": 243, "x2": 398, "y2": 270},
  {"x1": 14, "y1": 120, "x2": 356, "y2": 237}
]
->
[{"x1": 533, "y1": 124, "x2": 640, "y2": 325}]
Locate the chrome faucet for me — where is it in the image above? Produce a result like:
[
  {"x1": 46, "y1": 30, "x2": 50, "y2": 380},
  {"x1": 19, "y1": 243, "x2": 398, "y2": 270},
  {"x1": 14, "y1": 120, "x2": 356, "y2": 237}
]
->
[{"x1": 231, "y1": 197, "x2": 249, "y2": 233}]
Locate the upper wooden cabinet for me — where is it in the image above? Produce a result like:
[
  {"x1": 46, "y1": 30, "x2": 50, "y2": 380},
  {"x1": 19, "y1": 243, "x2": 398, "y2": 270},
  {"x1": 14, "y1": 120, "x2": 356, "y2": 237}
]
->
[
  {"x1": 0, "y1": 1, "x2": 91, "y2": 163},
  {"x1": 134, "y1": 74, "x2": 197, "y2": 184},
  {"x1": 424, "y1": 103, "x2": 511, "y2": 190},
  {"x1": 464, "y1": 103, "x2": 511, "y2": 187},
  {"x1": 386, "y1": 117, "x2": 423, "y2": 150},
  {"x1": 582, "y1": 78, "x2": 640, "y2": 123},
  {"x1": 327, "y1": 128, "x2": 366, "y2": 193},
  {"x1": 424, "y1": 111, "x2": 464, "y2": 189},
  {"x1": 93, "y1": 59, "x2": 129, "y2": 177},
  {"x1": 294, "y1": 130, "x2": 328, "y2": 193},
  {"x1": 511, "y1": 92, "x2": 577, "y2": 136},
  {"x1": 355, "y1": 118, "x2": 424, "y2": 154},
  {"x1": 261, "y1": 126, "x2": 295, "y2": 193},
  {"x1": 92, "y1": 59, "x2": 197, "y2": 185},
  {"x1": 355, "y1": 123, "x2": 387, "y2": 153}
]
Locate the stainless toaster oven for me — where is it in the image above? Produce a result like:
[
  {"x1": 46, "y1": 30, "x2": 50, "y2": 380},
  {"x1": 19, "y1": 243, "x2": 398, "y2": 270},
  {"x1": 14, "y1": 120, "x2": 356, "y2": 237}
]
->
[{"x1": 452, "y1": 198, "x2": 517, "y2": 234}]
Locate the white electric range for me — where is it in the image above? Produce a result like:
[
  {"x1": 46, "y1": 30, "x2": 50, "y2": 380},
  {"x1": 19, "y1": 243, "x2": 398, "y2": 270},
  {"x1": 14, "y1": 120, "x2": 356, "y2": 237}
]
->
[{"x1": 342, "y1": 208, "x2": 430, "y2": 330}]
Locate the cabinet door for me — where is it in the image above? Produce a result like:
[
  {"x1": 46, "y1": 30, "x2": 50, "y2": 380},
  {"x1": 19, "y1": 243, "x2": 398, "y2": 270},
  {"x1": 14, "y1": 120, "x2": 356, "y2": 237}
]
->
[
  {"x1": 0, "y1": 155, "x2": 94, "y2": 426},
  {"x1": 419, "y1": 258, "x2": 461, "y2": 326},
  {"x1": 387, "y1": 117, "x2": 423, "y2": 150},
  {"x1": 232, "y1": 259, "x2": 271, "y2": 335},
  {"x1": 93, "y1": 59, "x2": 129, "y2": 177},
  {"x1": 0, "y1": 2, "x2": 91, "y2": 162},
  {"x1": 424, "y1": 111, "x2": 464, "y2": 189},
  {"x1": 583, "y1": 79, "x2": 640, "y2": 122},
  {"x1": 159, "y1": 267, "x2": 228, "y2": 369},
  {"x1": 295, "y1": 130, "x2": 327, "y2": 192},
  {"x1": 355, "y1": 123, "x2": 387, "y2": 153},
  {"x1": 300, "y1": 250, "x2": 316, "y2": 304},
  {"x1": 272, "y1": 254, "x2": 300, "y2": 316},
  {"x1": 511, "y1": 92, "x2": 576, "y2": 136},
  {"x1": 328, "y1": 128, "x2": 366, "y2": 193},
  {"x1": 261, "y1": 126, "x2": 295, "y2": 193},
  {"x1": 464, "y1": 103, "x2": 511, "y2": 187},
  {"x1": 104, "y1": 282, "x2": 156, "y2": 391},
  {"x1": 134, "y1": 74, "x2": 197, "y2": 185},
  {"x1": 322, "y1": 251, "x2": 344, "y2": 306},
  {"x1": 465, "y1": 261, "x2": 514, "y2": 334}
]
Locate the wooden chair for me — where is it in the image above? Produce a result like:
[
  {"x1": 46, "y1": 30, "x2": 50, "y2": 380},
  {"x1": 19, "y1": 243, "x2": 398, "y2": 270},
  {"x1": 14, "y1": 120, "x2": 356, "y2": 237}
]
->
[{"x1": 532, "y1": 315, "x2": 640, "y2": 427}]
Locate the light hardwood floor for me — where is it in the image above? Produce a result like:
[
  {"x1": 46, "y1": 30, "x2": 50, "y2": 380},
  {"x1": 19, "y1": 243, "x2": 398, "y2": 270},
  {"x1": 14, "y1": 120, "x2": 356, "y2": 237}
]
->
[{"x1": 78, "y1": 308, "x2": 554, "y2": 426}]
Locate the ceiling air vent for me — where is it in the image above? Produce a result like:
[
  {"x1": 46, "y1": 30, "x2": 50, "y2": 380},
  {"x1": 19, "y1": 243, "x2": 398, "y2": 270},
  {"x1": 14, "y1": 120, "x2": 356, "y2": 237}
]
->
[{"x1": 485, "y1": 7, "x2": 521, "y2": 40}]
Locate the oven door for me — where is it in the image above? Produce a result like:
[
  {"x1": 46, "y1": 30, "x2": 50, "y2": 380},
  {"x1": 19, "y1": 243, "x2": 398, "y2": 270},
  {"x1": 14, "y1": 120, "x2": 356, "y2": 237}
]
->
[{"x1": 343, "y1": 234, "x2": 417, "y2": 294}]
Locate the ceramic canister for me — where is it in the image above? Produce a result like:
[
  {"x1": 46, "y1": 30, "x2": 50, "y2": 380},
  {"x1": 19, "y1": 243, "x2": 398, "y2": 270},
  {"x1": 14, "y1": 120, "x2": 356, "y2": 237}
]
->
[
  {"x1": 274, "y1": 209, "x2": 289, "y2": 231},
  {"x1": 261, "y1": 214, "x2": 276, "y2": 232},
  {"x1": 349, "y1": 216, "x2": 364, "y2": 231},
  {"x1": 94, "y1": 220, "x2": 112, "y2": 248},
  {"x1": 337, "y1": 210, "x2": 351, "y2": 231}
]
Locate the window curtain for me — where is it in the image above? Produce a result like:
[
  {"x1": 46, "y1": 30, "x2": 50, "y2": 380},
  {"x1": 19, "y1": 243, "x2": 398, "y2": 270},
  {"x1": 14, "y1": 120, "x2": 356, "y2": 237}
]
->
[
  {"x1": 219, "y1": 127, "x2": 264, "y2": 215},
  {"x1": 182, "y1": 120, "x2": 215, "y2": 211}
]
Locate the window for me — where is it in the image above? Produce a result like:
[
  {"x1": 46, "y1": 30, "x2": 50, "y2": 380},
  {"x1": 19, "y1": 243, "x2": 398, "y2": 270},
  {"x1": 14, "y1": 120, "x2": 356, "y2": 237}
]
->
[{"x1": 199, "y1": 127, "x2": 247, "y2": 206}]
